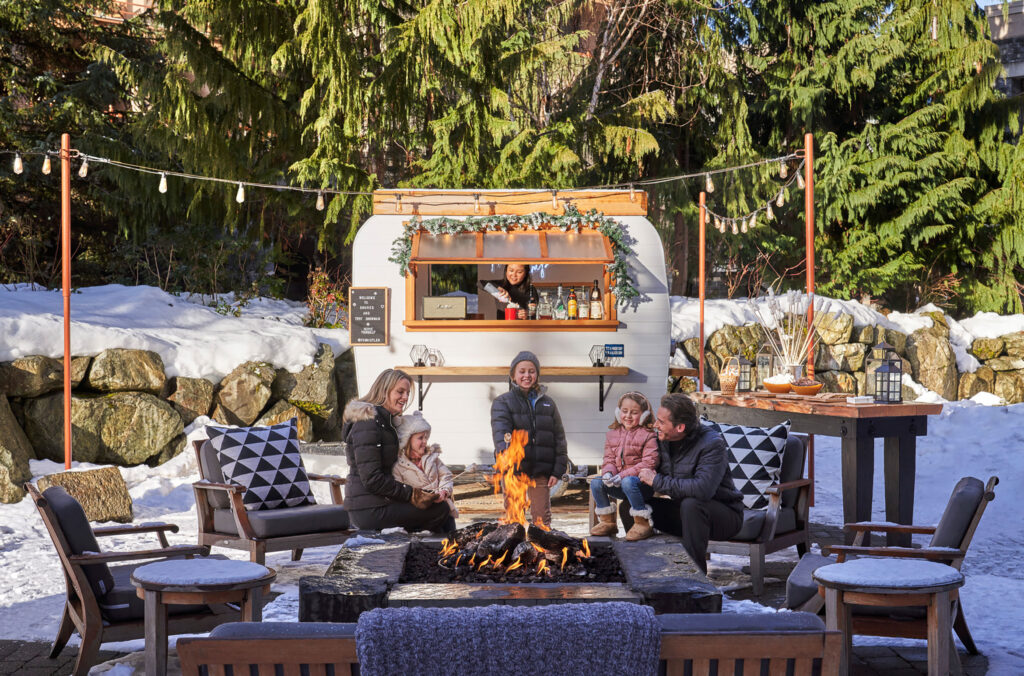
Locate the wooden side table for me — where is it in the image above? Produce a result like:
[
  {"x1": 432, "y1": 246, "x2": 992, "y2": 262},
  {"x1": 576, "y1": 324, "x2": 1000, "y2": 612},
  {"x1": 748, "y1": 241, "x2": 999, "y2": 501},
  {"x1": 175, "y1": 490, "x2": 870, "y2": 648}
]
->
[
  {"x1": 814, "y1": 558, "x2": 964, "y2": 675},
  {"x1": 131, "y1": 559, "x2": 276, "y2": 676}
]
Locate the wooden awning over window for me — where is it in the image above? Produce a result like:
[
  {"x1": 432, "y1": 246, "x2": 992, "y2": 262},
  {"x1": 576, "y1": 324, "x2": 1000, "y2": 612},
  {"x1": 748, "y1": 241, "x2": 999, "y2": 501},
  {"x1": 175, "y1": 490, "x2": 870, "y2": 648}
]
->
[{"x1": 409, "y1": 229, "x2": 613, "y2": 265}]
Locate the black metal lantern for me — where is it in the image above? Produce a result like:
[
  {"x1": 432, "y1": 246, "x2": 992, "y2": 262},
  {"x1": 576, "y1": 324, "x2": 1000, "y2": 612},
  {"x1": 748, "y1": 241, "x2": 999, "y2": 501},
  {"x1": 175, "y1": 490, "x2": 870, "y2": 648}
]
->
[
  {"x1": 871, "y1": 340, "x2": 895, "y2": 361},
  {"x1": 735, "y1": 354, "x2": 754, "y2": 392},
  {"x1": 873, "y1": 348, "x2": 903, "y2": 403}
]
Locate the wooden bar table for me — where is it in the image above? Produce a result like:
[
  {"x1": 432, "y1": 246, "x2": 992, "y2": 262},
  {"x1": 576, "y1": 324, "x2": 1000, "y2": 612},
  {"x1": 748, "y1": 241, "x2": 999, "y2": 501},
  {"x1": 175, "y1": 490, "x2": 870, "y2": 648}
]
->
[{"x1": 691, "y1": 392, "x2": 943, "y2": 546}]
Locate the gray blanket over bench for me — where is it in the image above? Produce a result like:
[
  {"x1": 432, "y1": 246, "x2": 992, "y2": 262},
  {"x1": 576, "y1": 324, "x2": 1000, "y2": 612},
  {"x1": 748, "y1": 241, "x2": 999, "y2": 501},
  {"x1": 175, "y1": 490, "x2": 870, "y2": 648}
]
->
[{"x1": 354, "y1": 602, "x2": 660, "y2": 676}]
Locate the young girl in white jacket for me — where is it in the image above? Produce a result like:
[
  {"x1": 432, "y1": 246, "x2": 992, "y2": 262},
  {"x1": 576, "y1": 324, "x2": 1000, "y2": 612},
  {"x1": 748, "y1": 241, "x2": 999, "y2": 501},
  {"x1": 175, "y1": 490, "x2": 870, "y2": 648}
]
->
[{"x1": 391, "y1": 411, "x2": 459, "y2": 518}]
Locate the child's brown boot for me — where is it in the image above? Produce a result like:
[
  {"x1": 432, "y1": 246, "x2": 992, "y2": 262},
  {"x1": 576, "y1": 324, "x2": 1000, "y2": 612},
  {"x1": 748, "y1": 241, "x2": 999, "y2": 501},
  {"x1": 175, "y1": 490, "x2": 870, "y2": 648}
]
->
[
  {"x1": 625, "y1": 506, "x2": 654, "y2": 541},
  {"x1": 590, "y1": 505, "x2": 619, "y2": 536}
]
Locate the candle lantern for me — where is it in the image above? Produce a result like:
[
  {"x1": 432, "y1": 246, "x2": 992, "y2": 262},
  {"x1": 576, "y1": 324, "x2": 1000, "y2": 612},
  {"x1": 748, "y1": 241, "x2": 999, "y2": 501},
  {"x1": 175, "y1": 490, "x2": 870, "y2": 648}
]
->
[
  {"x1": 410, "y1": 344, "x2": 429, "y2": 367},
  {"x1": 426, "y1": 348, "x2": 445, "y2": 367},
  {"x1": 589, "y1": 345, "x2": 606, "y2": 367},
  {"x1": 871, "y1": 340, "x2": 895, "y2": 361},
  {"x1": 735, "y1": 354, "x2": 754, "y2": 392},
  {"x1": 872, "y1": 347, "x2": 903, "y2": 404},
  {"x1": 755, "y1": 346, "x2": 776, "y2": 388}
]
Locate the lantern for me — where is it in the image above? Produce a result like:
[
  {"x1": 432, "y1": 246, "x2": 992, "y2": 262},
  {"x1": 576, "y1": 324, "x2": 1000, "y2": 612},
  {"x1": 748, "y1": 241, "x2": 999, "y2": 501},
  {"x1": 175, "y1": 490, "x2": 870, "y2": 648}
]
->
[
  {"x1": 426, "y1": 348, "x2": 445, "y2": 367},
  {"x1": 755, "y1": 346, "x2": 777, "y2": 388},
  {"x1": 873, "y1": 347, "x2": 903, "y2": 404},
  {"x1": 871, "y1": 340, "x2": 895, "y2": 361},
  {"x1": 735, "y1": 354, "x2": 754, "y2": 392},
  {"x1": 589, "y1": 345, "x2": 606, "y2": 367},
  {"x1": 410, "y1": 345, "x2": 429, "y2": 367}
]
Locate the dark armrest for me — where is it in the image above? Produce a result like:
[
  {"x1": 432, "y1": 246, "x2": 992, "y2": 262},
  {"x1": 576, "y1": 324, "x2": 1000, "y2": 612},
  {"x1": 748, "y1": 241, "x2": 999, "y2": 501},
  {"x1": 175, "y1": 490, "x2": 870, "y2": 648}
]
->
[
  {"x1": 766, "y1": 478, "x2": 811, "y2": 495},
  {"x1": 192, "y1": 480, "x2": 245, "y2": 494},
  {"x1": 93, "y1": 523, "x2": 179, "y2": 537},
  {"x1": 825, "y1": 545, "x2": 964, "y2": 563},
  {"x1": 844, "y1": 522, "x2": 936, "y2": 535},
  {"x1": 307, "y1": 473, "x2": 346, "y2": 485},
  {"x1": 69, "y1": 544, "x2": 207, "y2": 565}
]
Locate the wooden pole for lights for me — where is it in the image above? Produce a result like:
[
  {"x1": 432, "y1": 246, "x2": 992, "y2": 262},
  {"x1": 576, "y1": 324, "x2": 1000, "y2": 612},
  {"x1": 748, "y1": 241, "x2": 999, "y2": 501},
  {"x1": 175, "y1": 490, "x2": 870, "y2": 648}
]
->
[
  {"x1": 804, "y1": 132, "x2": 815, "y2": 506},
  {"x1": 698, "y1": 191, "x2": 706, "y2": 391},
  {"x1": 60, "y1": 133, "x2": 72, "y2": 469}
]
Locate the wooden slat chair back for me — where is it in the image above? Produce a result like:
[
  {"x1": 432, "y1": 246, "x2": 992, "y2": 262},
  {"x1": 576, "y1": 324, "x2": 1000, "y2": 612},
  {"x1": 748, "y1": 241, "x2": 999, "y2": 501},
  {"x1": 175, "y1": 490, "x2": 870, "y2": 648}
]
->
[
  {"x1": 26, "y1": 482, "x2": 235, "y2": 676},
  {"x1": 191, "y1": 438, "x2": 355, "y2": 565}
]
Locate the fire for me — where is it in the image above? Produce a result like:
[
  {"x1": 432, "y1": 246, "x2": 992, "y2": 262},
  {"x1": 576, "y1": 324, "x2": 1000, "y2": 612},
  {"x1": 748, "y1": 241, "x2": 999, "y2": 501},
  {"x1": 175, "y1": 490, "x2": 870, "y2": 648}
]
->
[
  {"x1": 507, "y1": 558, "x2": 523, "y2": 572},
  {"x1": 439, "y1": 538, "x2": 458, "y2": 557},
  {"x1": 560, "y1": 547, "x2": 568, "y2": 571},
  {"x1": 492, "y1": 551, "x2": 508, "y2": 568},
  {"x1": 491, "y1": 429, "x2": 535, "y2": 525},
  {"x1": 477, "y1": 554, "x2": 493, "y2": 570},
  {"x1": 537, "y1": 560, "x2": 549, "y2": 575},
  {"x1": 582, "y1": 539, "x2": 591, "y2": 558},
  {"x1": 533, "y1": 517, "x2": 551, "y2": 531}
]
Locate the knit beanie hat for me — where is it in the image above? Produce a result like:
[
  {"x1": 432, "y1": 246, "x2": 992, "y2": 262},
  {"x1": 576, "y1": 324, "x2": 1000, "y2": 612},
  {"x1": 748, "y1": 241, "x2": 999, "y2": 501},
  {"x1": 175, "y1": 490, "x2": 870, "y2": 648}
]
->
[
  {"x1": 509, "y1": 350, "x2": 541, "y2": 379},
  {"x1": 396, "y1": 410, "x2": 431, "y2": 452}
]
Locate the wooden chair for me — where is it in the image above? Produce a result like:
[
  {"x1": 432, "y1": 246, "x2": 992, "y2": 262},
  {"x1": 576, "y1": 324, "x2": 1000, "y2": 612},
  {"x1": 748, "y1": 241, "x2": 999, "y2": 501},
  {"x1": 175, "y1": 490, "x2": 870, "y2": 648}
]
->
[
  {"x1": 27, "y1": 482, "x2": 237, "y2": 676},
  {"x1": 708, "y1": 432, "x2": 811, "y2": 595},
  {"x1": 192, "y1": 439, "x2": 355, "y2": 565},
  {"x1": 178, "y1": 622, "x2": 359, "y2": 675},
  {"x1": 787, "y1": 475, "x2": 998, "y2": 657}
]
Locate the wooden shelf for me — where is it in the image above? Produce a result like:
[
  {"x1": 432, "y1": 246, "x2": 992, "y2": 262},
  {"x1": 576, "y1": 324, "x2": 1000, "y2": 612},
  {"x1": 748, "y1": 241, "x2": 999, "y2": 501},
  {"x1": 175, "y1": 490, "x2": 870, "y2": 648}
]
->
[
  {"x1": 402, "y1": 319, "x2": 620, "y2": 332},
  {"x1": 397, "y1": 366, "x2": 629, "y2": 376},
  {"x1": 669, "y1": 367, "x2": 698, "y2": 377}
]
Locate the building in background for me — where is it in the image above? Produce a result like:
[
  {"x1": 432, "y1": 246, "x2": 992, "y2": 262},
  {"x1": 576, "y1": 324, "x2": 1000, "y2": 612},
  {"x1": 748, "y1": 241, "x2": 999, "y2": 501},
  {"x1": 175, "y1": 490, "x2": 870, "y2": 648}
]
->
[{"x1": 987, "y1": 1, "x2": 1024, "y2": 96}]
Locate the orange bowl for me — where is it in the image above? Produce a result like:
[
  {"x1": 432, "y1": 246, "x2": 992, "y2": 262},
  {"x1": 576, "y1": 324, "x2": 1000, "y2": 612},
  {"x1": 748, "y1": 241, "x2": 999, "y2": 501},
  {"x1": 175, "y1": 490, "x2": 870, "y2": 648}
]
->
[
  {"x1": 791, "y1": 382, "x2": 824, "y2": 396},
  {"x1": 763, "y1": 381, "x2": 791, "y2": 394}
]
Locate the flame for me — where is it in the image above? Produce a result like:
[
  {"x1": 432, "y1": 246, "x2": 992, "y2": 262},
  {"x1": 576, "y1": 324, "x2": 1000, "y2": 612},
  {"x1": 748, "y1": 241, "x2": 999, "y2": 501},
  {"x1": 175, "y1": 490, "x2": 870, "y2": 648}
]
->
[
  {"x1": 533, "y1": 517, "x2": 551, "y2": 531},
  {"x1": 455, "y1": 554, "x2": 463, "y2": 567},
  {"x1": 507, "y1": 558, "x2": 523, "y2": 572},
  {"x1": 537, "y1": 560, "x2": 549, "y2": 575},
  {"x1": 468, "y1": 553, "x2": 476, "y2": 566},
  {"x1": 492, "y1": 551, "x2": 508, "y2": 568},
  {"x1": 582, "y1": 539, "x2": 591, "y2": 558},
  {"x1": 531, "y1": 542, "x2": 544, "y2": 553},
  {"x1": 439, "y1": 538, "x2": 459, "y2": 557},
  {"x1": 560, "y1": 547, "x2": 568, "y2": 571},
  {"x1": 478, "y1": 555, "x2": 493, "y2": 570},
  {"x1": 491, "y1": 430, "x2": 535, "y2": 525}
]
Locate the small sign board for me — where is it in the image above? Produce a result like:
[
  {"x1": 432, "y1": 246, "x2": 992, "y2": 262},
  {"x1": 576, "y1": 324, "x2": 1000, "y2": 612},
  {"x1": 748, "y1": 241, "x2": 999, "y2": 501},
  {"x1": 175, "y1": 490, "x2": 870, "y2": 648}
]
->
[
  {"x1": 604, "y1": 344, "x2": 625, "y2": 358},
  {"x1": 349, "y1": 287, "x2": 390, "y2": 346}
]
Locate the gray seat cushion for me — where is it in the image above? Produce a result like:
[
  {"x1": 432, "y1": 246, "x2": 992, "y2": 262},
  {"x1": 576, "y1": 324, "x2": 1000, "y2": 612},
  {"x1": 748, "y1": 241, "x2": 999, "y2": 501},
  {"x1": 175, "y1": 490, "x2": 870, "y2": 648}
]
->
[
  {"x1": 929, "y1": 477, "x2": 984, "y2": 549},
  {"x1": 99, "y1": 562, "x2": 213, "y2": 622},
  {"x1": 210, "y1": 621, "x2": 357, "y2": 639},
  {"x1": 212, "y1": 503, "x2": 350, "y2": 538},
  {"x1": 785, "y1": 552, "x2": 835, "y2": 609},
  {"x1": 658, "y1": 611, "x2": 825, "y2": 633},
  {"x1": 730, "y1": 506, "x2": 797, "y2": 542},
  {"x1": 43, "y1": 487, "x2": 115, "y2": 600}
]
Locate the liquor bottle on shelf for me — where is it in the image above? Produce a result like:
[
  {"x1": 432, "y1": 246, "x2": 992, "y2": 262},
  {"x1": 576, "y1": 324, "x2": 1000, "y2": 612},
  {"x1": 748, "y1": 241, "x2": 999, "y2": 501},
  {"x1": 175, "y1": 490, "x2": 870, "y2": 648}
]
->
[
  {"x1": 554, "y1": 285, "x2": 568, "y2": 320},
  {"x1": 578, "y1": 286, "x2": 590, "y2": 319},
  {"x1": 527, "y1": 285, "x2": 538, "y2": 320},
  {"x1": 567, "y1": 287, "x2": 578, "y2": 319},
  {"x1": 537, "y1": 291, "x2": 553, "y2": 319},
  {"x1": 590, "y1": 280, "x2": 604, "y2": 320}
]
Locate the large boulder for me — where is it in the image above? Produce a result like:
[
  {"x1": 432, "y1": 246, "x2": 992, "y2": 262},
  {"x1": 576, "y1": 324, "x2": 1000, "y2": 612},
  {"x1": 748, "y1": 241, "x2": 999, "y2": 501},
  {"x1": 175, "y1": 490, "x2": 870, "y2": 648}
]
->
[
  {"x1": 1001, "y1": 331, "x2": 1024, "y2": 358},
  {"x1": 959, "y1": 367, "x2": 996, "y2": 400},
  {"x1": 921, "y1": 311, "x2": 950, "y2": 339},
  {"x1": 994, "y1": 371, "x2": 1024, "y2": 405},
  {"x1": 272, "y1": 343, "x2": 340, "y2": 440},
  {"x1": 146, "y1": 434, "x2": 187, "y2": 468},
  {"x1": 256, "y1": 401, "x2": 314, "y2": 442},
  {"x1": 36, "y1": 467, "x2": 133, "y2": 523},
  {"x1": 872, "y1": 327, "x2": 908, "y2": 356},
  {"x1": 334, "y1": 348, "x2": 358, "y2": 410},
  {"x1": 851, "y1": 325, "x2": 874, "y2": 344},
  {"x1": 87, "y1": 348, "x2": 166, "y2": 394},
  {"x1": 163, "y1": 376, "x2": 214, "y2": 425},
  {"x1": 814, "y1": 343, "x2": 867, "y2": 372},
  {"x1": 0, "y1": 394, "x2": 34, "y2": 503},
  {"x1": 0, "y1": 355, "x2": 90, "y2": 398},
  {"x1": 816, "y1": 370, "x2": 857, "y2": 394},
  {"x1": 23, "y1": 392, "x2": 183, "y2": 466},
  {"x1": 683, "y1": 337, "x2": 719, "y2": 390},
  {"x1": 986, "y1": 356, "x2": 1024, "y2": 372},
  {"x1": 707, "y1": 325, "x2": 745, "y2": 360},
  {"x1": 212, "y1": 361, "x2": 276, "y2": 426},
  {"x1": 969, "y1": 338, "x2": 1004, "y2": 361},
  {"x1": 905, "y1": 328, "x2": 958, "y2": 400},
  {"x1": 815, "y1": 312, "x2": 853, "y2": 345}
]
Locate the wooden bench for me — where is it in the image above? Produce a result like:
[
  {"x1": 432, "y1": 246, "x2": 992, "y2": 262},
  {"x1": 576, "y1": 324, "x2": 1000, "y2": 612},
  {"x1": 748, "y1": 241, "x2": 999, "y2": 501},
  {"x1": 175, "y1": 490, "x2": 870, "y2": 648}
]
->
[{"x1": 178, "y1": 612, "x2": 840, "y2": 675}]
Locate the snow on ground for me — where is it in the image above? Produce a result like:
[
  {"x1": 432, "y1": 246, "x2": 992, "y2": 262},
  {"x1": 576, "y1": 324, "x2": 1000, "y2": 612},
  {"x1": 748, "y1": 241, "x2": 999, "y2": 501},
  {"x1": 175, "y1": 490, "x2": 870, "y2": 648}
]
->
[{"x1": 2, "y1": 285, "x2": 1023, "y2": 673}]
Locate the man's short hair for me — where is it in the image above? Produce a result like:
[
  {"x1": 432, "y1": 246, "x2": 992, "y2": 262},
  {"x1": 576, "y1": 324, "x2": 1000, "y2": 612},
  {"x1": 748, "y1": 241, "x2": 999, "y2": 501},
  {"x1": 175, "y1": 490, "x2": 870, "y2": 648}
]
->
[{"x1": 660, "y1": 393, "x2": 698, "y2": 430}]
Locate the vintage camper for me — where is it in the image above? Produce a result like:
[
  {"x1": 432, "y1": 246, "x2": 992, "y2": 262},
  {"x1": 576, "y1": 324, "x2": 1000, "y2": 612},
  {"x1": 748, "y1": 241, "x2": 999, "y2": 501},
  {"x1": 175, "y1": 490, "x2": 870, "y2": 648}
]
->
[{"x1": 349, "y1": 189, "x2": 672, "y2": 480}]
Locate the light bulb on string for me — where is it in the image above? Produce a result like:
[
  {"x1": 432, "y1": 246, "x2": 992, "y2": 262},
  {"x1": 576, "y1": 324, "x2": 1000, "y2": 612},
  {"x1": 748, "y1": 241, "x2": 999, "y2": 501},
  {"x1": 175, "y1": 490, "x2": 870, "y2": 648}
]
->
[
  {"x1": 749, "y1": 213, "x2": 757, "y2": 230},
  {"x1": 235, "y1": 182, "x2": 245, "y2": 203},
  {"x1": 551, "y1": 190, "x2": 558, "y2": 210},
  {"x1": 740, "y1": 219, "x2": 748, "y2": 234},
  {"x1": 474, "y1": 193, "x2": 481, "y2": 213},
  {"x1": 797, "y1": 169, "x2": 805, "y2": 189},
  {"x1": 78, "y1": 158, "x2": 88, "y2": 178},
  {"x1": 395, "y1": 194, "x2": 402, "y2": 213},
  {"x1": 766, "y1": 202, "x2": 774, "y2": 220},
  {"x1": 316, "y1": 191, "x2": 325, "y2": 211},
  {"x1": 705, "y1": 173, "x2": 714, "y2": 193},
  {"x1": 158, "y1": 173, "x2": 168, "y2": 193},
  {"x1": 780, "y1": 161, "x2": 788, "y2": 179},
  {"x1": 731, "y1": 220, "x2": 739, "y2": 235},
  {"x1": 931, "y1": 15, "x2": 938, "y2": 41},
  {"x1": 42, "y1": 156, "x2": 51, "y2": 175},
  {"x1": 628, "y1": 184, "x2": 635, "y2": 202},
  {"x1": 776, "y1": 189, "x2": 785, "y2": 207},
  {"x1": 13, "y1": 154, "x2": 23, "y2": 174}
]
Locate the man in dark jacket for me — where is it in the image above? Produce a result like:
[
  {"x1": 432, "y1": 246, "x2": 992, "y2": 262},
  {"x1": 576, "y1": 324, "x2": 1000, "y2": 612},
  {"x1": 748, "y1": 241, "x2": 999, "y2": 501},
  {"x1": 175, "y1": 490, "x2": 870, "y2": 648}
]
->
[
  {"x1": 628, "y1": 393, "x2": 743, "y2": 574},
  {"x1": 490, "y1": 350, "x2": 568, "y2": 526}
]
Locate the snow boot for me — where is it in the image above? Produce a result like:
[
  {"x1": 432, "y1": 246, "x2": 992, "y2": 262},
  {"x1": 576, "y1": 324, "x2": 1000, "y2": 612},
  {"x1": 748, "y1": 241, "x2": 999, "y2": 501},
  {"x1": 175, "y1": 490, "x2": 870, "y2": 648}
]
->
[
  {"x1": 590, "y1": 505, "x2": 619, "y2": 536},
  {"x1": 625, "y1": 506, "x2": 654, "y2": 541}
]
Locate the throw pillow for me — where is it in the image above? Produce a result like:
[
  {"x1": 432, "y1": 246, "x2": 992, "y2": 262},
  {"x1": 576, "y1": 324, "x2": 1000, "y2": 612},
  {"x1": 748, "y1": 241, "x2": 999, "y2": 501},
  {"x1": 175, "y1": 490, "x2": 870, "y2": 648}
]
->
[
  {"x1": 206, "y1": 418, "x2": 315, "y2": 511},
  {"x1": 703, "y1": 418, "x2": 790, "y2": 510}
]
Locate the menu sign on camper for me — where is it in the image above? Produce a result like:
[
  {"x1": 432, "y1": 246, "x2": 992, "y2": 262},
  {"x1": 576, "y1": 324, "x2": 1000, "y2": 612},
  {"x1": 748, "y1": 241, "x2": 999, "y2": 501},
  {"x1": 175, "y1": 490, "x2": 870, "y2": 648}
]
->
[{"x1": 349, "y1": 287, "x2": 390, "y2": 345}]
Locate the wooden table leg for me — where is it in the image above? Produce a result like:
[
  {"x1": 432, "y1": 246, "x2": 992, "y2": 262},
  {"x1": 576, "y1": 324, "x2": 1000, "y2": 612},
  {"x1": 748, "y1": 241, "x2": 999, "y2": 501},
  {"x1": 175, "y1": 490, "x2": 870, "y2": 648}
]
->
[
  {"x1": 884, "y1": 434, "x2": 916, "y2": 547},
  {"x1": 143, "y1": 589, "x2": 167, "y2": 676},
  {"x1": 928, "y1": 590, "x2": 952, "y2": 676},
  {"x1": 824, "y1": 587, "x2": 851, "y2": 675},
  {"x1": 841, "y1": 432, "x2": 874, "y2": 545},
  {"x1": 241, "y1": 587, "x2": 263, "y2": 622}
]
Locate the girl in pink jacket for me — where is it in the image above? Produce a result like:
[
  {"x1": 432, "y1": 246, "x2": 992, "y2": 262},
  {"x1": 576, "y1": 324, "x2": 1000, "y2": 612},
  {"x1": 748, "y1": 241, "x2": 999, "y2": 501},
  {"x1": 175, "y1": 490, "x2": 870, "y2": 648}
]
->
[{"x1": 590, "y1": 392, "x2": 659, "y2": 540}]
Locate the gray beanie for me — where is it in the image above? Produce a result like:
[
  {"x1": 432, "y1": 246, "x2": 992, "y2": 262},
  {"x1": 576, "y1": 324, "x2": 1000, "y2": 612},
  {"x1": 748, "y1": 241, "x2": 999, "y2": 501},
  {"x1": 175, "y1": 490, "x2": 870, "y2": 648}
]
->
[
  {"x1": 396, "y1": 411, "x2": 431, "y2": 452},
  {"x1": 510, "y1": 350, "x2": 541, "y2": 378}
]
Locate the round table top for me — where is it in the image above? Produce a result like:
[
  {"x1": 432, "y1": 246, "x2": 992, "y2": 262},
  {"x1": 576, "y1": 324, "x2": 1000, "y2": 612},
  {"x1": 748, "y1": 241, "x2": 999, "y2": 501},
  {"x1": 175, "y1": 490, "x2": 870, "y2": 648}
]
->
[
  {"x1": 813, "y1": 558, "x2": 964, "y2": 593},
  {"x1": 131, "y1": 558, "x2": 274, "y2": 590}
]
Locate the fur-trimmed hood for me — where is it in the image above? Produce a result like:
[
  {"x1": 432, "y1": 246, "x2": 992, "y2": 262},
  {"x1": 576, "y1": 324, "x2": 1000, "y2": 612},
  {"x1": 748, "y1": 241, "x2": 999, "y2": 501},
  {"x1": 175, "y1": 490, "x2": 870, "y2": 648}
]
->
[{"x1": 343, "y1": 399, "x2": 379, "y2": 423}]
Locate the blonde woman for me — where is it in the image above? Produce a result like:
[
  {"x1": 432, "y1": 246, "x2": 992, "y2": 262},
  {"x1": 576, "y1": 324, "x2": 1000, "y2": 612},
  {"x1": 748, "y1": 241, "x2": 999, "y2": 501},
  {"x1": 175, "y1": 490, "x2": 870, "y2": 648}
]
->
[{"x1": 342, "y1": 369, "x2": 454, "y2": 532}]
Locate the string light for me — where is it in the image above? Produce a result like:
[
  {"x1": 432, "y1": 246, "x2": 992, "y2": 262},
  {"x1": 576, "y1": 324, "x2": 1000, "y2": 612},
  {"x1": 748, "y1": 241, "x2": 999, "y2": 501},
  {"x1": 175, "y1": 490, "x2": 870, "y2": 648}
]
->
[
  {"x1": 741, "y1": 219, "x2": 748, "y2": 234},
  {"x1": 235, "y1": 182, "x2": 245, "y2": 203},
  {"x1": 316, "y1": 190, "x2": 325, "y2": 211},
  {"x1": 776, "y1": 189, "x2": 785, "y2": 207},
  {"x1": 629, "y1": 184, "x2": 635, "y2": 202},
  {"x1": 395, "y1": 193, "x2": 402, "y2": 213},
  {"x1": 766, "y1": 202, "x2": 774, "y2": 220},
  {"x1": 749, "y1": 213, "x2": 757, "y2": 230},
  {"x1": 474, "y1": 193, "x2": 481, "y2": 213},
  {"x1": 13, "y1": 154, "x2": 23, "y2": 174},
  {"x1": 77, "y1": 158, "x2": 88, "y2": 178},
  {"x1": 42, "y1": 156, "x2": 51, "y2": 175},
  {"x1": 780, "y1": 161, "x2": 788, "y2": 179},
  {"x1": 704, "y1": 173, "x2": 714, "y2": 193},
  {"x1": 158, "y1": 173, "x2": 168, "y2": 193},
  {"x1": 731, "y1": 220, "x2": 739, "y2": 235},
  {"x1": 931, "y1": 15, "x2": 938, "y2": 41},
  {"x1": 551, "y1": 190, "x2": 558, "y2": 210},
  {"x1": 797, "y1": 169, "x2": 805, "y2": 189}
]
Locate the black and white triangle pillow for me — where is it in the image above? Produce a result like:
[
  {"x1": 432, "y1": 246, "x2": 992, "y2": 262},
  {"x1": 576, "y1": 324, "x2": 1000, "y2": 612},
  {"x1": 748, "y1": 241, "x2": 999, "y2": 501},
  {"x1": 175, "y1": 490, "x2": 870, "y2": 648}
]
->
[
  {"x1": 206, "y1": 418, "x2": 315, "y2": 511},
  {"x1": 703, "y1": 418, "x2": 790, "y2": 510}
]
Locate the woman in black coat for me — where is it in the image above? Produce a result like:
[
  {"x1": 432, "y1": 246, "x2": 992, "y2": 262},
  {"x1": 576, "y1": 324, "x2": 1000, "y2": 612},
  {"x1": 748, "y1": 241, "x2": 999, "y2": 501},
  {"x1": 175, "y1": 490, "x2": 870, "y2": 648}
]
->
[
  {"x1": 341, "y1": 369, "x2": 454, "y2": 532},
  {"x1": 482, "y1": 264, "x2": 532, "y2": 318}
]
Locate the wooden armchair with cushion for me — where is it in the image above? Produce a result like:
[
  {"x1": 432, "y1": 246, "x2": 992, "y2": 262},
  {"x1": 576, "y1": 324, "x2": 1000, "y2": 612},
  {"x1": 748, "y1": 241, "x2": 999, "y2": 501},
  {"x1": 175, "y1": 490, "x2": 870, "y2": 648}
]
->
[
  {"x1": 27, "y1": 482, "x2": 237, "y2": 676},
  {"x1": 193, "y1": 434, "x2": 354, "y2": 565},
  {"x1": 709, "y1": 432, "x2": 811, "y2": 595},
  {"x1": 786, "y1": 475, "x2": 997, "y2": 656}
]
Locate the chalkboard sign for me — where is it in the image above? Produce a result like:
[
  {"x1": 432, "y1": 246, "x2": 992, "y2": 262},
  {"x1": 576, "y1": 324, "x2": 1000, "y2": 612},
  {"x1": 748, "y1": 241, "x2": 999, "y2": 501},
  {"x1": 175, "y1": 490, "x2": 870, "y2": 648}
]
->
[{"x1": 349, "y1": 287, "x2": 390, "y2": 346}]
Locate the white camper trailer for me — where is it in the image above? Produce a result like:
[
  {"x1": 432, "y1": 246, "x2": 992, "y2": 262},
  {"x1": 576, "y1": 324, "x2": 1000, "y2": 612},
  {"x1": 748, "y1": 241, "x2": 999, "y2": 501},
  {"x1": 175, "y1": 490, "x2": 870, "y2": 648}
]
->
[{"x1": 349, "y1": 189, "x2": 672, "y2": 476}]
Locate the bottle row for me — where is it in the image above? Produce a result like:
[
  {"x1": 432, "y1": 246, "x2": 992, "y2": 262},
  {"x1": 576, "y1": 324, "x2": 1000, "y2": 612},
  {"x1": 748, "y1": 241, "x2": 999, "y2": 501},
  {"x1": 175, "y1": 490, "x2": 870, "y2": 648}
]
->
[{"x1": 506, "y1": 280, "x2": 605, "y2": 320}]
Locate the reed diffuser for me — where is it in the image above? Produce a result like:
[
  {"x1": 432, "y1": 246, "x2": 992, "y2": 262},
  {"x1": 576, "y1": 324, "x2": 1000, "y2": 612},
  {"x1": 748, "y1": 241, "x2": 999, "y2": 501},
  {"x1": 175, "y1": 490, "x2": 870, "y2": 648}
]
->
[{"x1": 747, "y1": 290, "x2": 837, "y2": 380}]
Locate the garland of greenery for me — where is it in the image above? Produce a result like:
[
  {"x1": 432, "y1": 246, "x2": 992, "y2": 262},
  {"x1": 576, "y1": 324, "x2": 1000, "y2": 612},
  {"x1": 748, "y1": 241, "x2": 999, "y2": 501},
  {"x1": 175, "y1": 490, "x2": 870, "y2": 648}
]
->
[{"x1": 388, "y1": 205, "x2": 639, "y2": 303}]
